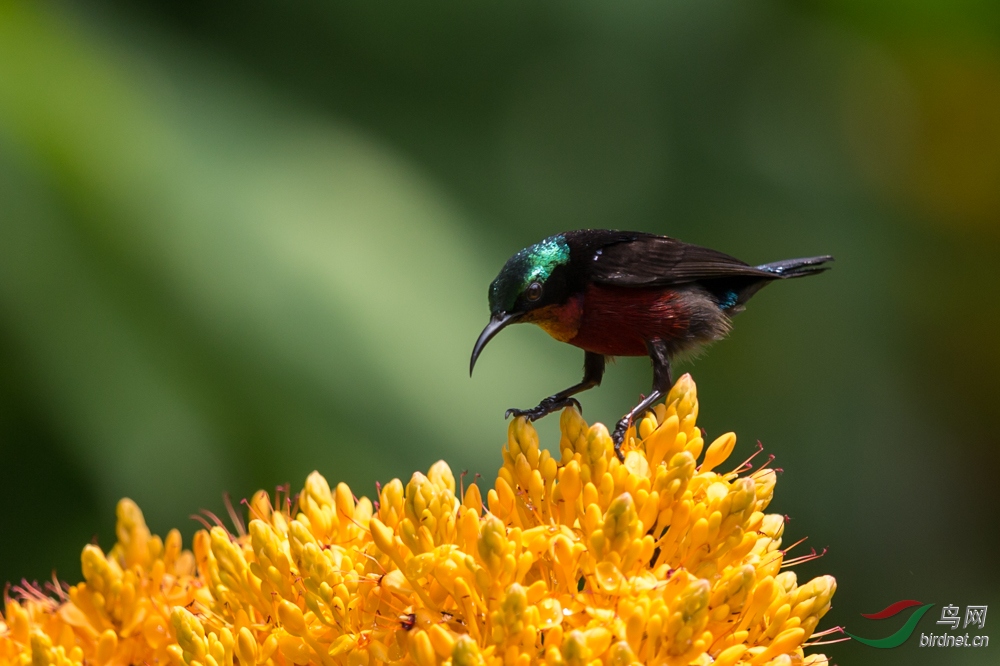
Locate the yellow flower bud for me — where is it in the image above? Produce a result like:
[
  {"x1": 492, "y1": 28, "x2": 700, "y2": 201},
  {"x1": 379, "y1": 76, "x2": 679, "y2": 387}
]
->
[
  {"x1": 464, "y1": 483, "x2": 483, "y2": 511},
  {"x1": 81, "y1": 545, "x2": 119, "y2": 595},
  {"x1": 348, "y1": 647, "x2": 370, "y2": 666},
  {"x1": 142, "y1": 612, "x2": 170, "y2": 649},
  {"x1": 115, "y1": 498, "x2": 152, "y2": 568},
  {"x1": 260, "y1": 634, "x2": 278, "y2": 662},
  {"x1": 714, "y1": 644, "x2": 748, "y2": 666},
  {"x1": 330, "y1": 635, "x2": 357, "y2": 657},
  {"x1": 606, "y1": 641, "x2": 634, "y2": 666},
  {"x1": 370, "y1": 517, "x2": 400, "y2": 561},
  {"x1": 585, "y1": 627, "x2": 612, "y2": 656},
  {"x1": 750, "y1": 627, "x2": 805, "y2": 664},
  {"x1": 96, "y1": 629, "x2": 118, "y2": 665},
  {"x1": 276, "y1": 630, "x2": 312, "y2": 665},
  {"x1": 248, "y1": 490, "x2": 272, "y2": 523},
  {"x1": 561, "y1": 630, "x2": 591, "y2": 666},
  {"x1": 409, "y1": 629, "x2": 436, "y2": 666},
  {"x1": 378, "y1": 478, "x2": 405, "y2": 526},
  {"x1": 560, "y1": 461, "x2": 582, "y2": 502},
  {"x1": 477, "y1": 514, "x2": 508, "y2": 576},
  {"x1": 665, "y1": 580, "x2": 710, "y2": 657},
  {"x1": 700, "y1": 433, "x2": 736, "y2": 473},
  {"x1": 427, "y1": 623, "x2": 456, "y2": 658},
  {"x1": 278, "y1": 600, "x2": 307, "y2": 637},
  {"x1": 602, "y1": 493, "x2": 638, "y2": 555},
  {"x1": 335, "y1": 482, "x2": 356, "y2": 525},
  {"x1": 536, "y1": 598, "x2": 562, "y2": 629},
  {"x1": 753, "y1": 469, "x2": 777, "y2": 510},
  {"x1": 496, "y1": 583, "x2": 528, "y2": 637},
  {"x1": 235, "y1": 627, "x2": 257, "y2": 666},
  {"x1": 586, "y1": 425, "x2": 610, "y2": 467},
  {"x1": 171, "y1": 607, "x2": 207, "y2": 662},
  {"x1": 452, "y1": 634, "x2": 483, "y2": 666},
  {"x1": 30, "y1": 632, "x2": 54, "y2": 666},
  {"x1": 638, "y1": 412, "x2": 658, "y2": 439}
]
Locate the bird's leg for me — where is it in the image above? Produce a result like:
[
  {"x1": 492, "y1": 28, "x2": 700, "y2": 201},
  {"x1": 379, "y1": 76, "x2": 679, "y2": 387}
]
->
[
  {"x1": 613, "y1": 339, "x2": 672, "y2": 461},
  {"x1": 506, "y1": 352, "x2": 605, "y2": 421}
]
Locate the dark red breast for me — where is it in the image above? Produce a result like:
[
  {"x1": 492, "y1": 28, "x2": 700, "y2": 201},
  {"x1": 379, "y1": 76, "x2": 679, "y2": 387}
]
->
[{"x1": 566, "y1": 283, "x2": 690, "y2": 356}]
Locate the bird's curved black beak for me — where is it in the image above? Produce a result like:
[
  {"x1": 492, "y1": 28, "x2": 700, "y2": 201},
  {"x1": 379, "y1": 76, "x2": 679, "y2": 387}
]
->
[{"x1": 470, "y1": 312, "x2": 520, "y2": 376}]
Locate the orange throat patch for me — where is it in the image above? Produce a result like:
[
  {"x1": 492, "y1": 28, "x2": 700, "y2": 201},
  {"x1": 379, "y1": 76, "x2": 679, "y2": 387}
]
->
[{"x1": 521, "y1": 297, "x2": 583, "y2": 343}]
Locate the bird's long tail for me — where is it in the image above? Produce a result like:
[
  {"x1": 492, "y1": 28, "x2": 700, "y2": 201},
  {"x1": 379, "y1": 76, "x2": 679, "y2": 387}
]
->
[{"x1": 755, "y1": 255, "x2": 834, "y2": 278}]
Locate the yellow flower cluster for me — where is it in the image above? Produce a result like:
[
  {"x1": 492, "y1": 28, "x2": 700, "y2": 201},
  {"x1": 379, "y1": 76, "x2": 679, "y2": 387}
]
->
[{"x1": 0, "y1": 375, "x2": 836, "y2": 666}]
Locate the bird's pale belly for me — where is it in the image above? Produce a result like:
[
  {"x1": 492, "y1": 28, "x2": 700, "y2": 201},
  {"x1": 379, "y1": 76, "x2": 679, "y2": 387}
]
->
[{"x1": 565, "y1": 284, "x2": 691, "y2": 356}]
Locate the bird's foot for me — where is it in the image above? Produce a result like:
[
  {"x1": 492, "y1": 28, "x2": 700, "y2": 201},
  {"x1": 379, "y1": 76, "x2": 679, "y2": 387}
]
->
[
  {"x1": 611, "y1": 416, "x2": 631, "y2": 462},
  {"x1": 505, "y1": 396, "x2": 581, "y2": 422}
]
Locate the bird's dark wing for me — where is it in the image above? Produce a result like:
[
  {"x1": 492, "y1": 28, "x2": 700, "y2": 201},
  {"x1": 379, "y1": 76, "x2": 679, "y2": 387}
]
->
[{"x1": 572, "y1": 230, "x2": 771, "y2": 287}]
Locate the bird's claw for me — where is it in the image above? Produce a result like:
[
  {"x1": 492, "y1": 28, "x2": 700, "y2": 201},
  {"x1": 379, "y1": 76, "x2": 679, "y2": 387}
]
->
[
  {"x1": 611, "y1": 417, "x2": 630, "y2": 462},
  {"x1": 505, "y1": 396, "x2": 582, "y2": 422}
]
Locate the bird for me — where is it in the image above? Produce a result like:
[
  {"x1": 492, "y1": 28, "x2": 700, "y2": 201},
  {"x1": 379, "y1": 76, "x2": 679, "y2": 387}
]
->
[{"x1": 469, "y1": 229, "x2": 832, "y2": 460}]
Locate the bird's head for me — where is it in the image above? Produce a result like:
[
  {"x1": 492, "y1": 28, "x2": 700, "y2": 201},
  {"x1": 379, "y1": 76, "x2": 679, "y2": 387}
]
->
[{"x1": 470, "y1": 234, "x2": 572, "y2": 375}]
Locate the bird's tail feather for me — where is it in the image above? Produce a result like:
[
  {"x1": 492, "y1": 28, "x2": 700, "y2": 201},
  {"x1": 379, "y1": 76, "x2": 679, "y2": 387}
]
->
[{"x1": 755, "y1": 255, "x2": 834, "y2": 278}]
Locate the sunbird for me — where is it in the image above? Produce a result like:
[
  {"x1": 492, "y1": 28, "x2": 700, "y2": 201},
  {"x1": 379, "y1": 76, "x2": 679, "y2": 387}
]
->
[{"x1": 470, "y1": 229, "x2": 832, "y2": 459}]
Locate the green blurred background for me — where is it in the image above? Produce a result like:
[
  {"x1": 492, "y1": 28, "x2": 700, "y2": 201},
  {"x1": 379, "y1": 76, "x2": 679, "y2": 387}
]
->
[{"x1": 1, "y1": 1, "x2": 998, "y2": 664}]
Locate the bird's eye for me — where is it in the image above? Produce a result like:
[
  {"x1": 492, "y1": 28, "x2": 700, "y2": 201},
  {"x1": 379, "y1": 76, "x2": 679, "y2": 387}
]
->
[{"x1": 525, "y1": 282, "x2": 543, "y2": 301}]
